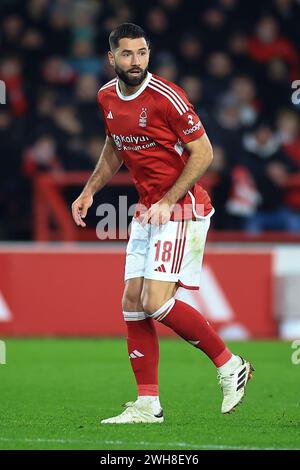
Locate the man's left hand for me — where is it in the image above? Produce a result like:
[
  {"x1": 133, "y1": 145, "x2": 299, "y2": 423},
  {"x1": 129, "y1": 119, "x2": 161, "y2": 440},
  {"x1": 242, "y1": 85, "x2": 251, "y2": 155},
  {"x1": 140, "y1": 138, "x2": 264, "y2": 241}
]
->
[{"x1": 141, "y1": 199, "x2": 174, "y2": 226}]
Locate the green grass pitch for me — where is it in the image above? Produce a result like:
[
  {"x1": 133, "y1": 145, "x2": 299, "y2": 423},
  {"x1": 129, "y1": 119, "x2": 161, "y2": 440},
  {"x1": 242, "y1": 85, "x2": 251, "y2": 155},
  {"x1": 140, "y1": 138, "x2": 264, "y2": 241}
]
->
[{"x1": 0, "y1": 338, "x2": 299, "y2": 450}]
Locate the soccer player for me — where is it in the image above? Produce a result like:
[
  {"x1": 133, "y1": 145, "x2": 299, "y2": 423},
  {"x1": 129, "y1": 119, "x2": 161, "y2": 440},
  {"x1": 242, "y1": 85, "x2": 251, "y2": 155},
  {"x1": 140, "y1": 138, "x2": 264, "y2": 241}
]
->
[{"x1": 71, "y1": 23, "x2": 254, "y2": 424}]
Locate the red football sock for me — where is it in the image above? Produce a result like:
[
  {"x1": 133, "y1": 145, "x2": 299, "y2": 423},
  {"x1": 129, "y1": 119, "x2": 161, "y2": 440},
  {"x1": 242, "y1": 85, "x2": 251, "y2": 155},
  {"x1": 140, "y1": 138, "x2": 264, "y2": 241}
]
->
[
  {"x1": 157, "y1": 299, "x2": 232, "y2": 367},
  {"x1": 125, "y1": 314, "x2": 159, "y2": 396}
]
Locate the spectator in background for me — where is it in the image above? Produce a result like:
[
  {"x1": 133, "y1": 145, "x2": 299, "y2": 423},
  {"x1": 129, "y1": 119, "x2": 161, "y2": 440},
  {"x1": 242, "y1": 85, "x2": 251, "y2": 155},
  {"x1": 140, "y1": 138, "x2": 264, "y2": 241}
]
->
[
  {"x1": 206, "y1": 144, "x2": 234, "y2": 230},
  {"x1": 145, "y1": 6, "x2": 170, "y2": 50},
  {"x1": 70, "y1": 1, "x2": 97, "y2": 45},
  {"x1": 277, "y1": 109, "x2": 300, "y2": 166},
  {"x1": 26, "y1": 89, "x2": 57, "y2": 142},
  {"x1": 50, "y1": 100, "x2": 83, "y2": 162},
  {"x1": 241, "y1": 123, "x2": 300, "y2": 232},
  {"x1": 179, "y1": 75, "x2": 203, "y2": 110},
  {"x1": 1, "y1": 15, "x2": 24, "y2": 54},
  {"x1": 202, "y1": 52, "x2": 233, "y2": 109},
  {"x1": 277, "y1": 109, "x2": 300, "y2": 212},
  {"x1": 22, "y1": 134, "x2": 62, "y2": 177},
  {"x1": 228, "y1": 32, "x2": 254, "y2": 75},
  {"x1": 0, "y1": 55, "x2": 28, "y2": 116},
  {"x1": 157, "y1": 0, "x2": 186, "y2": 38},
  {"x1": 199, "y1": 7, "x2": 229, "y2": 53},
  {"x1": 154, "y1": 61, "x2": 178, "y2": 83},
  {"x1": 218, "y1": 0, "x2": 244, "y2": 22},
  {"x1": 270, "y1": 0, "x2": 300, "y2": 49},
  {"x1": 208, "y1": 94, "x2": 244, "y2": 169},
  {"x1": 159, "y1": 0, "x2": 183, "y2": 10},
  {"x1": 47, "y1": 7, "x2": 71, "y2": 56},
  {"x1": 262, "y1": 59, "x2": 293, "y2": 115},
  {"x1": 42, "y1": 55, "x2": 75, "y2": 92},
  {"x1": 25, "y1": 0, "x2": 49, "y2": 31},
  {"x1": 247, "y1": 15, "x2": 300, "y2": 81},
  {"x1": 75, "y1": 73, "x2": 102, "y2": 136},
  {"x1": 98, "y1": 4, "x2": 135, "y2": 53},
  {"x1": 176, "y1": 34, "x2": 203, "y2": 75},
  {"x1": 229, "y1": 76, "x2": 261, "y2": 129},
  {"x1": 68, "y1": 40, "x2": 102, "y2": 77},
  {"x1": 21, "y1": 26, "x2": 45, "y2": 85},
  {"x1": 225, "y1": 164, "x2": 262, "y2": 230},
  {"x1": 153, "y1": 52, "x2": 178, "y2": 83}
]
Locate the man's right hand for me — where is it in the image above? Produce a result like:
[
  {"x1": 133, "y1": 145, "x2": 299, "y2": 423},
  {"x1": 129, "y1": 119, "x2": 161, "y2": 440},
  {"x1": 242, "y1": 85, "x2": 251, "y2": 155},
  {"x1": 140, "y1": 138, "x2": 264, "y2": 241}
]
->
[{"x1": 71, "y1": 192, "x2": 93, "y2": 227}]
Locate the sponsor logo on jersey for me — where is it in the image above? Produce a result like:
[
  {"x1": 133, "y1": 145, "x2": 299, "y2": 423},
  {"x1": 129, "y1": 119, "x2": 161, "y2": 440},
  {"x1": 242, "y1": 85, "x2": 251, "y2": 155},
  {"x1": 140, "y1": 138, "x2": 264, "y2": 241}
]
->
[
  {"x1": 107, "y1": 111, "x2": 113, "y2": 119},
  {"x1": 187, "y1": 114, "x2": 194, "y2": 126},
  {"x1": 183, "y1": 120, "x2": 202, "y2": 135},
  {"x1": 139, "y1": 108, "x2": 147, "y2": 127},
  {"x1": 112, "y1": 133, "x2": 156, "y2": 151}
]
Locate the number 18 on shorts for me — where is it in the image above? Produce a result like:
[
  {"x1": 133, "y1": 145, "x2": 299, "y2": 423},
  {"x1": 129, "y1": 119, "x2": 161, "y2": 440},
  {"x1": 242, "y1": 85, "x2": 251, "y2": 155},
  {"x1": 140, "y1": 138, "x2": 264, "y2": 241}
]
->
[{"x1": 125, "y1": 217, "x2": 211, "y2": 289}]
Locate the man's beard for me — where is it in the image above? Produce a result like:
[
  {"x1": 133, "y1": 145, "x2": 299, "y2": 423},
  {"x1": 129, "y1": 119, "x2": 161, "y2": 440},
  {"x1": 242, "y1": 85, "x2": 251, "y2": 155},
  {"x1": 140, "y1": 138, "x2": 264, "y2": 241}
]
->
[{"x1": 115, "y1": 64, "x2": 148, "y2": 87}]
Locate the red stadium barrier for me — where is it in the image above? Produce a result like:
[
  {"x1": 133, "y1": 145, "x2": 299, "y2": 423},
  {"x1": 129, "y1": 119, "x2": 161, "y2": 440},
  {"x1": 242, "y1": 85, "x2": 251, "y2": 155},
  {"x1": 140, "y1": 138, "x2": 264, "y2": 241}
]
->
[
  {"x1": 33, "y1": 171, "x2": 300, "y2": 243},
  {"x1": 33, "y1": 171, "x2": 133, "y2": 241},
  {"x1": 0, "y1": 245, "x2": 275, "y2": 338}
]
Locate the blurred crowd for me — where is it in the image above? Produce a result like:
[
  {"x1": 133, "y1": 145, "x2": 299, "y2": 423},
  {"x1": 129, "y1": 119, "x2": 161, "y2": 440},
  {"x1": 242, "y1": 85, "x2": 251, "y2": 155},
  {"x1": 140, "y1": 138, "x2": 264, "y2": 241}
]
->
[{"x1": 1, "y1": 0, "x2": 300, "y2": 239}]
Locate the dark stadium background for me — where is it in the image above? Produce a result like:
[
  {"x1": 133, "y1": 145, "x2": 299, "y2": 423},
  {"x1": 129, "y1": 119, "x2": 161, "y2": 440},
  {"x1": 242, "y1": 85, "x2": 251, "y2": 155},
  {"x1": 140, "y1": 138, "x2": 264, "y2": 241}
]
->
[{"x1": 1, "y1": 0, "x2": 300, "y2": 240}]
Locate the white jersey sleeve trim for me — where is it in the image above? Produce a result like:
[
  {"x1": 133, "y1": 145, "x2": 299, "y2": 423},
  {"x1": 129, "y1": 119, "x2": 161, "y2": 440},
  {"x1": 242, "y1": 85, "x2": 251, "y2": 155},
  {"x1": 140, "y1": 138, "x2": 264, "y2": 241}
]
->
[
  {"x1": 149, "y1": 78, "x2": 188, "y2": 114},
  {"x1": 148, "y1": 83, "x2": 184, "y2": 115},
  {"x1": 151, "y1": 76, "x2": 189, "y2": 113}
]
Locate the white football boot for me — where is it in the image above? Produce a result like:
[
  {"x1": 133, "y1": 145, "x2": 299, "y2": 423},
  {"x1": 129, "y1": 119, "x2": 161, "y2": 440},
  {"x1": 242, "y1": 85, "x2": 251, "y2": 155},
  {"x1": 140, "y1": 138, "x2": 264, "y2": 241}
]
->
[
  {"x1": 101, "y1": 399, "x2": 164, "y2": 424},
  {"x1": 218, "y1": 356, "x2": 254, "y2": 414}
]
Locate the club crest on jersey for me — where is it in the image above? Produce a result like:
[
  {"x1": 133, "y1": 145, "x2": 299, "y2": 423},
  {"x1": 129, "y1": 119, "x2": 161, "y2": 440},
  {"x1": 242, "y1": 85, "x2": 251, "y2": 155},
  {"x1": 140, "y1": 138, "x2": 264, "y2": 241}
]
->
[
  {"x1": 113, "y1": 134, "x2": 123, "y2": 150},
  {"x1": 139, "y1": 108, "x2": 147, "y2": 127}
]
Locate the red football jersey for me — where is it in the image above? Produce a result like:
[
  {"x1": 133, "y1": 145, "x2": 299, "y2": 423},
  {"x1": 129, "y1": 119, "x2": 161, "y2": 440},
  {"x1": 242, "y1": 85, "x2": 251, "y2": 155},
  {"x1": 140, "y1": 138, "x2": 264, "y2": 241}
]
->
[{"x1": 97, "y1": 72, "x2": 214, "y2": 220}]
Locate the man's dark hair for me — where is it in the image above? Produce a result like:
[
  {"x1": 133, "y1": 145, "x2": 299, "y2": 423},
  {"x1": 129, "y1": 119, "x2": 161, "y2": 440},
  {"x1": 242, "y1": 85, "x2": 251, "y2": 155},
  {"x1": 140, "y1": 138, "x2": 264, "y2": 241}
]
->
[{"x1": 109, "y1": 23, "x2": 150, "y2": 51}]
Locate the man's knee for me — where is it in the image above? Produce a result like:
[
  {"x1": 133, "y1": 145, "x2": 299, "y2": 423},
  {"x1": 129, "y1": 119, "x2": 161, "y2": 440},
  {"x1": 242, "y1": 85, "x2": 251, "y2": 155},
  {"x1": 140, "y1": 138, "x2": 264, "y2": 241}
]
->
[
  {"x1": 141, "y1": 280, "x2": 177, "y2": 316},
  {"x1": 122, "y1": 289, "x2": 140, "y2": 312},
  {"x1": 122, "y1": 278, "x2": 143, "y2": 312},
  {"x1": 141, "y1": 296, "x2": 161, "y2": 316},
  {"x1": 141, "y1": 291, "x2": 173, "y2": 317},
  {"x1": 142, "y1": 296, "x2": 176, "y2": 321}
]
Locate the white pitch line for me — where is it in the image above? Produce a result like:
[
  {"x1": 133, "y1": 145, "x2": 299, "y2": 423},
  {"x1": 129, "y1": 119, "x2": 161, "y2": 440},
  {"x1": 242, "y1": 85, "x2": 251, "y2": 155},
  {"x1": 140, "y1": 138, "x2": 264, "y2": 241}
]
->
[{"x1": 0, "y1": 437, "x2": 298, "y2": 450}]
